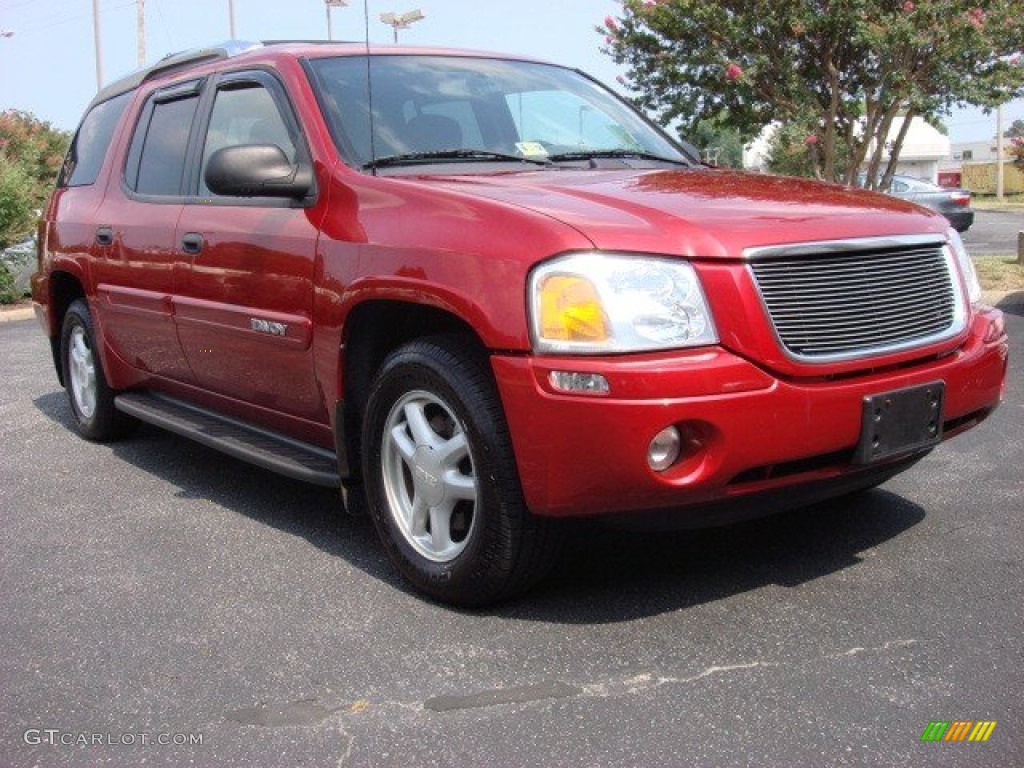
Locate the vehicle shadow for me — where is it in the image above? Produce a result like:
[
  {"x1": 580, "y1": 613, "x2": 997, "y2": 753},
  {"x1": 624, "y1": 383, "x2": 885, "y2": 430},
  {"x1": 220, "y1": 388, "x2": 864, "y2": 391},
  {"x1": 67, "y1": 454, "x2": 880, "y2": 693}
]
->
[
  {"x1": 996, "y1": 291, "x2": 1024, "y2": 317},
  {"x1": 500, "y1": 490, "x2": 924, "y2": 623},
  {"x1": 33, "y1": 390, "x2": 927, "y2": 624}
]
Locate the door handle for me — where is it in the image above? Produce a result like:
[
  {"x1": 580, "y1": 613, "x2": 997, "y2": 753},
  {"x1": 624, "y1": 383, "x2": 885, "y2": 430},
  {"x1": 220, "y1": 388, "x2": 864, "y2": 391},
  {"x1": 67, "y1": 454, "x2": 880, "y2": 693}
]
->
[
  {"x1": 95, "y1": 226, "x2": 114, "y2": 246},
  {"x1": 181, "y1": 232, "x2": 204, "y2": 254}
]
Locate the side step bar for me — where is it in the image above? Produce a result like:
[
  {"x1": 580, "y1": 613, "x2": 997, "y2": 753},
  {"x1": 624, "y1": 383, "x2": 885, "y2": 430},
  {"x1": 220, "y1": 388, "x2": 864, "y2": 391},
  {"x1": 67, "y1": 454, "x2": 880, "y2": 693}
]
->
[{"x1": 114, "y1": 392, "x2": 341, "y2": 488}]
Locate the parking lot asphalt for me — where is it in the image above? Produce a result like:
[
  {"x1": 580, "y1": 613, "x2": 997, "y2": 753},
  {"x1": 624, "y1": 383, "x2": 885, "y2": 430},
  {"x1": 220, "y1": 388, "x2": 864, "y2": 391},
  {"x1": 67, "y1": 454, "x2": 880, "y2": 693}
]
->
[
  {"x1": 1, "y1": 309, "x2": 1021, "y2": 768},
  {"x1": 962, "y1": 209, "x2": 1024, "y2": 256}
]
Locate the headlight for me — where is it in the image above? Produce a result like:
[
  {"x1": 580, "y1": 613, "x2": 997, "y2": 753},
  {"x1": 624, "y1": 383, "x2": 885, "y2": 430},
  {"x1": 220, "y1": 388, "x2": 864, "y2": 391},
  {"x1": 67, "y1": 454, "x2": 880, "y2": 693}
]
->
[
  {"x1": 947, "y1": 227, "x2": 981, "y2": 305},
  {"x1": 529, "y1": 253, "x2": 718, "y2": 354}
]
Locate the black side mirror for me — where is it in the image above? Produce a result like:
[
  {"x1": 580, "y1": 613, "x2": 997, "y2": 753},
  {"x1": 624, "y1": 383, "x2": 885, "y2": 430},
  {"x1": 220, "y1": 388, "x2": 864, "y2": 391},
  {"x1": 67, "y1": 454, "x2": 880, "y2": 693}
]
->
[{"x1": 204, "y1": 144, "x2": 313, "y2": 200}]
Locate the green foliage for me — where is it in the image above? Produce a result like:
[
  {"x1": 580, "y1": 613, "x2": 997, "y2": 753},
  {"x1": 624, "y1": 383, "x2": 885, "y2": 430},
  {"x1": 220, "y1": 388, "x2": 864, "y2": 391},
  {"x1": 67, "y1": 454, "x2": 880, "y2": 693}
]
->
[
  {"x1": 0, "y1": 161, "x2": 36, "y2": 248},
  {"x1": 0, "y1": 110, "x2": 70, "y2": 247},
  {"x1": 0, "y1": 264, "x2": 18, "y2": 305},
  {"x1": 600, "y1": 1, "x2": 1024, "y2": 185},
  {"x1": 1007, "y1": 118, "x2": 1024, "y2": 167},
  {"x1": 686, "y1": 119, "x2": 744, "y2": 168}
]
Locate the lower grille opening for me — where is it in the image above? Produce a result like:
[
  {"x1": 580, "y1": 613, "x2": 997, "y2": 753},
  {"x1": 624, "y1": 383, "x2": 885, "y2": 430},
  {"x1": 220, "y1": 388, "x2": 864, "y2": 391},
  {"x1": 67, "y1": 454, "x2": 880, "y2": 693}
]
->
[
  {"x1": 729, "y1": 448, "x2": 854, "y2": 486},
  {"x1": 944, "y1": 407, "x2": 992, "y2": 436}
]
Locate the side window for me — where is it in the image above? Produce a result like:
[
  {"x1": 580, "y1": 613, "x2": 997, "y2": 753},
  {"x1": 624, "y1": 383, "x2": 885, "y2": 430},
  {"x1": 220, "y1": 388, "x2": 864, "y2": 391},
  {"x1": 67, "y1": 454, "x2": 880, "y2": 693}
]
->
[
  {"x1": 199, "y1": 83, "x2": 297, "y2": 197},
  {"x1": 59, "y1": 91, "x2": 132, "y2": 188},
  {"x1": 125, "y1": 92, "x2": 200, "y2": 196},
  {"x1": 892, "y1": 180, "x2": 910, "y2": 194}
]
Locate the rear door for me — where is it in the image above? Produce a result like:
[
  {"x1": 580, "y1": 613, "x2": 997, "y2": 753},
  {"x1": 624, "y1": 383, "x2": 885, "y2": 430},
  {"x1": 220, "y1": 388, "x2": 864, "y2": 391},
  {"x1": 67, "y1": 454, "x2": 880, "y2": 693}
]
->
[
  {"x1": 173, "y1": 70, "x2": 325, "y2": 422},
  {"x1": 91, "y1": 81, "x2": 201, "y2": 381}
]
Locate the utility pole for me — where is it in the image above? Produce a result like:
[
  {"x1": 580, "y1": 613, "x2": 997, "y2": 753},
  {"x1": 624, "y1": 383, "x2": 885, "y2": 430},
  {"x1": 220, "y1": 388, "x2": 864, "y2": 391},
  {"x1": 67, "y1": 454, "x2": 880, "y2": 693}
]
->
[
  {"x1": 136, "y1": 0, "x2": 146, "y2": 68},
  {"x1": 995, "y1": 104, "x2": 1005, "y2": 201},
  {"x1": 92, "y1": 0, "x2": 103, "y2": 89},
  {"x1": 228, "y1": 0, "x2": 236, "y2": 38}
]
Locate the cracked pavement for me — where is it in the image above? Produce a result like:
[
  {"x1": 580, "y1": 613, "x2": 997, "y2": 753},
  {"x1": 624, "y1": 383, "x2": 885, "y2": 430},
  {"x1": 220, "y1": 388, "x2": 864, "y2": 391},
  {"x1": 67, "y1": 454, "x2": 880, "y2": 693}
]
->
[{"x1": 1, "y1": 310, "x2": 1021, "y2": 767}]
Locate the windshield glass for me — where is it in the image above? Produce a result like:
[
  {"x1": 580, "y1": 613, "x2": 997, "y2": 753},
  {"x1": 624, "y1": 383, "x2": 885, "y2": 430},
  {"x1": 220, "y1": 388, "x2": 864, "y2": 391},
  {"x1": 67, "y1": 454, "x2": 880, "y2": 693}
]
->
[{"x1": 306, "y1": 55, "x2": 693, "y2": 169}]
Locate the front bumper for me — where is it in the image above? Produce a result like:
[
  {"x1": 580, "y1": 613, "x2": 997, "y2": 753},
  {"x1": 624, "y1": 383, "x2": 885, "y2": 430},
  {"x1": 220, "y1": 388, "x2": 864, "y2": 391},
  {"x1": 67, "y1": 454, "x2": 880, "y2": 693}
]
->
[{"x1": 492, "y1": 308, "x2": 1007, "y2": 518}]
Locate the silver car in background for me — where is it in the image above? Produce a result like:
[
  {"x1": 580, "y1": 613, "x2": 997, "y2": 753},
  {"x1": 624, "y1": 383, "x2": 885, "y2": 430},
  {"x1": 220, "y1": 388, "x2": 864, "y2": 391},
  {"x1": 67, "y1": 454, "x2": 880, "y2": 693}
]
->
[{"x1": 876, "y1": 175, "x2": 975, "y2": 233}]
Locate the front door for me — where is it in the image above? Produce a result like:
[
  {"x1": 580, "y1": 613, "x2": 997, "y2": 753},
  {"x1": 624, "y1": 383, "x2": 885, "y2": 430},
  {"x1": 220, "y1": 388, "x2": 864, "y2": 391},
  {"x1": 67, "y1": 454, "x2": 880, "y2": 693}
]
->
[{"x1": 173, "y1": 71, "x2": 325, "y2": 422}]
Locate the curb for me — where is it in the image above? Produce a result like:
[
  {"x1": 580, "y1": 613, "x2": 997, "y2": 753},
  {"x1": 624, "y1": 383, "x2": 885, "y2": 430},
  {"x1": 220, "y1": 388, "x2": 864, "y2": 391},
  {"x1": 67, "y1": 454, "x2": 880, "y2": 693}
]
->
[{"x1": 0, "y1": 306, "x2": 34, "y2": 323}]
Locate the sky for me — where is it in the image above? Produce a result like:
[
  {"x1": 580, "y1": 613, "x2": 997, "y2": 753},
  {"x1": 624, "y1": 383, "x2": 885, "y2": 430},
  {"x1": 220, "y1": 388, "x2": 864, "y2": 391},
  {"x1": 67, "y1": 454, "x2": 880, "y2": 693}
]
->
[{"x1": 0, "y1": 0, "x2": 1021, "y2": 144}]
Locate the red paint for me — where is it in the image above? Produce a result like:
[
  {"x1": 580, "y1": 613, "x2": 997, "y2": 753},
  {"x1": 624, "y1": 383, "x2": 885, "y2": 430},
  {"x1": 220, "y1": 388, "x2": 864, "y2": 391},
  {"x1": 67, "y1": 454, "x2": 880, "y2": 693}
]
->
[{"x1": 33, "y1": 44, "x2": 1008, "y2": 518}]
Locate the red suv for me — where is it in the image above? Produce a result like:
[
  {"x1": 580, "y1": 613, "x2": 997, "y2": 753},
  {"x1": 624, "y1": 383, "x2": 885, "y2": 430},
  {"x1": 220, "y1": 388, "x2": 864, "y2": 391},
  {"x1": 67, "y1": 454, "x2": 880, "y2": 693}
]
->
[{"x1": 32, "y1": 42, "x2": 1008, "y2": 605}]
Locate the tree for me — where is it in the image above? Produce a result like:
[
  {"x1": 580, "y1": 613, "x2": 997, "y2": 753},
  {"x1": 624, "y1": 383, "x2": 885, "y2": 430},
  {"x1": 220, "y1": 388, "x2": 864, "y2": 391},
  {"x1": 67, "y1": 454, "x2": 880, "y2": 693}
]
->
[
  {"x1": 0, "y1": 110, "x2": 70, "y2": 247},
  {"x1": 688, "y1": 118, "x2": 745, "y2": 167},
  {"x1": 600, "y1": 1, "x2": 1024, "y2": 188},
  {"x1": 1008, "y1": 118, "x2": 1024, "y2": 166}
]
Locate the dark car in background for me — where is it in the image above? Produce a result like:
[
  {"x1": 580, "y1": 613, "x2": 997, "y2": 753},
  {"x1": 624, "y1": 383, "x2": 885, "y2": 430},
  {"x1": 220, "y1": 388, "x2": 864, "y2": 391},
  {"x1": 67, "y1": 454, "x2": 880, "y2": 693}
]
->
[{"x1": 869, "y1": 175, "x2": 975, "y2": 233}]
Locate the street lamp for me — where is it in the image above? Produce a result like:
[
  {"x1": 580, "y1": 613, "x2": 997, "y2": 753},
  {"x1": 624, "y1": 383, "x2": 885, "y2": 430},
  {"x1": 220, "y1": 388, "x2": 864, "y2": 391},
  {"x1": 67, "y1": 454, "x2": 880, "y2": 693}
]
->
[
  {"x1": 92, "y1": 0, "x2": 103, "y2": 88},
  {"x1": 380, "y1": 9, "x2": 424, "y2": 44},
  {"x1": 325, "y1": 0, "x2": 349, "y2": 41}
]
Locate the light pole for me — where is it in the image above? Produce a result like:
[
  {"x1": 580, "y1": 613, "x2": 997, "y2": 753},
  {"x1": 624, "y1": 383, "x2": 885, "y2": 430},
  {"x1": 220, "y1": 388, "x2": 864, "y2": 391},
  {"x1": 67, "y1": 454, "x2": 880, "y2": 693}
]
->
[
  {"x1": 380, "y1": 10, "x2": 424, "y2": 44},
  {"x1": 325, "y1": 0, "x2": 349, "y2": 41},
  {"x1": 92, "y1": 0, "x2": 103, "y2": 88},
  {"x1": 136, "y1": 0, "x2": 146, "y2": 68},
  {"x1": 228, "y1": 0, "x2": 236, "y2": 38},
  {"x1": 996, "y1": 104, "x2": 1005, "y2": 201}
]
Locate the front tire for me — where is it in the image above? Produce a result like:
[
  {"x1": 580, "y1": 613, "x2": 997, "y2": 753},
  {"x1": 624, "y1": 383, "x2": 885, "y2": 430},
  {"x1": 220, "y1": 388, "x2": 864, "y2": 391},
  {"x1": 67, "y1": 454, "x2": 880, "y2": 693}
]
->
[
  {"x1": 362, "y1": 336, "x2": 561, "y2": 606},
  {"x1": 59, "y1": 299, "x2": 135, "y2": 441}
]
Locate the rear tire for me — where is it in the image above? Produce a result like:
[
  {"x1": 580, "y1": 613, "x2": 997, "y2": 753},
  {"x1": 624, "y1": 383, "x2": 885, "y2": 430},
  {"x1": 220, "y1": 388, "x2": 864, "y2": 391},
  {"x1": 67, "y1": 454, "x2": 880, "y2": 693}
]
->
[
  {"x1": 59, "y1": 299, "x2": 135, "y2": 441},
  {"x1": 361, "y1": 336, "x2": 561, "y2": 606}
]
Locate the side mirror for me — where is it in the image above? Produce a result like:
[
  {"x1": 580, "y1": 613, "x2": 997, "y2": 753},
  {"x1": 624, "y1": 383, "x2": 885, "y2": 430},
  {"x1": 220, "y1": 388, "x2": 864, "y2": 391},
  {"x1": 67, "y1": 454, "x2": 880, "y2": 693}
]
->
[{"x1": 204, "y1": 144, "x2": 313, "y2": 200}]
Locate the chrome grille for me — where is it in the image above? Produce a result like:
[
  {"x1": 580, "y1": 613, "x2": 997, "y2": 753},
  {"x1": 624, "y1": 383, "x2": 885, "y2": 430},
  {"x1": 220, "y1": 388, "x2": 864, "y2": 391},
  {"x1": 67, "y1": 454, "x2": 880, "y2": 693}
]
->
[{"x1": 749, "y1": 239, "x2": 961, "y2": 360}]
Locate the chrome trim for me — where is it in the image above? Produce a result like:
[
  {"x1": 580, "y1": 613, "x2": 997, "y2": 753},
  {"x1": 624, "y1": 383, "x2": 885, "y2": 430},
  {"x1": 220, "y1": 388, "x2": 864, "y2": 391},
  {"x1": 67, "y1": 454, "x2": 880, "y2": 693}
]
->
[
  {"x1": 746, "y1": 235, "x2": 968, "y2": 364},
  {"x1": 743, "y1": 234, "x2": 947, "y2": 261}
]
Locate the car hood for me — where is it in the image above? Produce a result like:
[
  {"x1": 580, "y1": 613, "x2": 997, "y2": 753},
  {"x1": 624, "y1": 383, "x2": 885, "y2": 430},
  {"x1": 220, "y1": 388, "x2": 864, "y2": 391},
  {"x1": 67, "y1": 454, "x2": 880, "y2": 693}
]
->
[{"x1": 409, "y1": 167, "x2": 948, "y2": 258}]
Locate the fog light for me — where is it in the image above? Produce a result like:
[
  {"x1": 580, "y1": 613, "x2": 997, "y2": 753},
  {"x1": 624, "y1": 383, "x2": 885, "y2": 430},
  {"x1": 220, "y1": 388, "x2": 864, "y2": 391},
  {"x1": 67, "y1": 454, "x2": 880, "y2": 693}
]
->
[
  {"x1": 548, "y1": 371, "x2": 610, "y2": 395},
  {"x1": 647, "y1": 426, "x2": 681, "y2": 471}
]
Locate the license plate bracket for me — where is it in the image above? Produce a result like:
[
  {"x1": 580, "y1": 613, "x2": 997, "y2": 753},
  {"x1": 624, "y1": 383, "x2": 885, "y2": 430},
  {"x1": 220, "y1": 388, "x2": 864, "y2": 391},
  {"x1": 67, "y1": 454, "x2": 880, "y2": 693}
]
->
[{"x1": 854, "y1": 381, "x2": 944, "y2": 464}]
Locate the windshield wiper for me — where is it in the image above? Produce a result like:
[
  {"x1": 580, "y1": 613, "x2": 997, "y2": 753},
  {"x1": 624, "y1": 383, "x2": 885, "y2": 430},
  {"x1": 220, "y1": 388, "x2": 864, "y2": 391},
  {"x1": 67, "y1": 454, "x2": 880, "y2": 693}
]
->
[
  {"x1": 364, "y1": 149, "x2": 552, "y2": 170},
  {"x1": 547, "y1": 149, "x2": 691, "y2": 166}
]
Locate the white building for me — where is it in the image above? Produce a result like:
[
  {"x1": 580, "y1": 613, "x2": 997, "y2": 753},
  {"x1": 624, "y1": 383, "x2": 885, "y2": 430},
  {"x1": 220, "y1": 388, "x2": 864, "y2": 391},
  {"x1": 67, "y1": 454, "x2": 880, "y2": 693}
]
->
[
  {"x1": 742, "y1": 116, "x2": 950, "y2": 182},
  {"x1": 945, "y1": 138, "x2": 1014, "y2": 166}
]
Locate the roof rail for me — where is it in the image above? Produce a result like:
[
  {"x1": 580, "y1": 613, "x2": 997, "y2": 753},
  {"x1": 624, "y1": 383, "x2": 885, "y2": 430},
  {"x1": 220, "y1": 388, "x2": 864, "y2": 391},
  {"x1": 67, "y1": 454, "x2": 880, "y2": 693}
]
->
[
  {"x1": 260, "y1": 39, "x2": 363, "y2": 46},
  {"x1": 87, "y1": 40, "x2": 263, "y2": 109}
]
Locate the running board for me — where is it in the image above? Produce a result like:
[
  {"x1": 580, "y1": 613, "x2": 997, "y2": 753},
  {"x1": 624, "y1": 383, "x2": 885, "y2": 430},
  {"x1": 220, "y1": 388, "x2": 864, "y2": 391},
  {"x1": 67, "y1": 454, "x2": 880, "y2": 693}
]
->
[{"x1": 114, "y1": 392, "x2": 340, "y2": 488}]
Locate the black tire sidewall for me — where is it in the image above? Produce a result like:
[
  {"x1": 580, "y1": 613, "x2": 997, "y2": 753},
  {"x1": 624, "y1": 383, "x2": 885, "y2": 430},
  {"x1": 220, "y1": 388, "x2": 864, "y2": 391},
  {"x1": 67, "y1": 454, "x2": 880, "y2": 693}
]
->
[
  {"x1": 60, "y1": 299, "x2": 122, "y2": 441},
  {"x1": 362, "y1": 339, "x2": 526, "y2": 605}
]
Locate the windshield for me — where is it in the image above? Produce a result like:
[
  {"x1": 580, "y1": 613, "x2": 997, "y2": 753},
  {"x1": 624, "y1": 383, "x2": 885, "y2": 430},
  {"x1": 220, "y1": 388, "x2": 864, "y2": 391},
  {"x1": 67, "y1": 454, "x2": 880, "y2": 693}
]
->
[{"x1": 306, "y1": 54, "x2": 694, "y2": 170}]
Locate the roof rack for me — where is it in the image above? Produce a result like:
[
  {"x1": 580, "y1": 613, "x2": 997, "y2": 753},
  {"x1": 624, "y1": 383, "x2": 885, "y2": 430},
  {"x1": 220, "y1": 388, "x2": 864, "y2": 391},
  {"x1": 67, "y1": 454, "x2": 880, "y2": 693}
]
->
[
  {"x1": 260, "y1": 39, "x2": 363, "y2": 46},
  {"x1": 87, "y1": 40, "x2": 263, "y2": 109}
]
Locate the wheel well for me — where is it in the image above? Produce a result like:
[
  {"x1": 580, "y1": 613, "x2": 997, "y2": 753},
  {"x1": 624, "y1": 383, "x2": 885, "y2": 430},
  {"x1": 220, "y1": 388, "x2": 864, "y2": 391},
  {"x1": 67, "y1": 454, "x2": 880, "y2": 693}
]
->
[
  {"x1": 49, "y1": 271, "x2": 86, "y2": 386},
  {"x1": 340, "y1": 301, "x2": 488, "y2": 482}
]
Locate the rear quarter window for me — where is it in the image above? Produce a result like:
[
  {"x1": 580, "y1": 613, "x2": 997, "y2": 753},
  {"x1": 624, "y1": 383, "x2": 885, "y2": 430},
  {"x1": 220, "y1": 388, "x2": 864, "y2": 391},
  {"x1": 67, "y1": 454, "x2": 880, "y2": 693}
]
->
[{"x1": 58, "y1": 91, "x2": 132, "y2": 188}]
